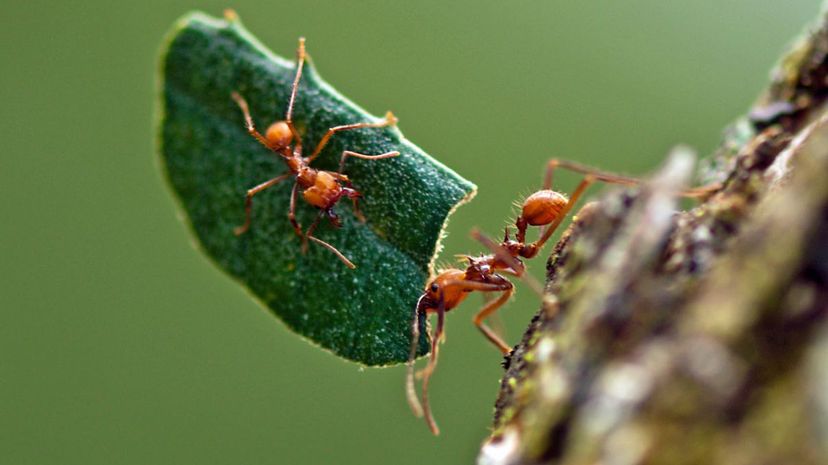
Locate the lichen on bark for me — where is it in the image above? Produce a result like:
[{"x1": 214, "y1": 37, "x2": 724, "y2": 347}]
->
[{"x1": 479, "y1": 6, "x2": 828, "y2": 465}]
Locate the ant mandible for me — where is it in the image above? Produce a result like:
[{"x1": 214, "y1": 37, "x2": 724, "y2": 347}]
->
[
  {"x1": 405, "y1": 159, "x2": 719, "y2": 435},
  {"x1": 231, "y1": 38, "x2": 400, "y2": 269}
]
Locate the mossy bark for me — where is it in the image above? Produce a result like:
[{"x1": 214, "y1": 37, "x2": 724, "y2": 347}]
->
[{"x1": 479, "y1": 7, "x2": 828, "y2": 465}]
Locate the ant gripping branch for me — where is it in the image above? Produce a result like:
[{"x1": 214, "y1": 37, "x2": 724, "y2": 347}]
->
[
  {"x1": 231, "y1": 38, "x2": 400, "y2": 269},
  {"x1": 405, "y1": 159, "x2": 720, "y2": 435}
]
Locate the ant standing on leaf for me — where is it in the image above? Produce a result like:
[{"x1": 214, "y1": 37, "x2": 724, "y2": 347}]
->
[
  {"x1": 231, "y1": 37, "x2": 399, "y2": 269},
  {"x1": 406, "y1": 159, "x2": 720, "y2": 435}
]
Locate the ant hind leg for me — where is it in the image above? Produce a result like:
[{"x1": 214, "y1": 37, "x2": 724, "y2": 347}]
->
[
  {"x1": 544, "y1": 158, "x2": 639, "y2": 191},
  {"x1": 544, "y1": 158, "x2": 720, "y2": 198},
  {"x1": 300, "y1": 209, "x2": 354, "y2": 268},
  {"x1": 306, "y1": 236, "x2": 355, "y2": 269}
]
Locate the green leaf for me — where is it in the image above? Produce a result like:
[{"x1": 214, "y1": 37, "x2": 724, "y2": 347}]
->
[{"x1": 156, "y1": 12, "x2": 475, "y2": 366}]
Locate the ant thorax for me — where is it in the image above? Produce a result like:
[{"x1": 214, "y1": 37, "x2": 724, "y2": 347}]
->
[
  {"x1": 466, "y1": 262, "x2": 491, "y2": 281},
  {"x1": 501, "y1": 239, "x2": 524, "y2": 256},
  {"x1": 293, "y1": 164, "x2": 316, "y2": 187}
]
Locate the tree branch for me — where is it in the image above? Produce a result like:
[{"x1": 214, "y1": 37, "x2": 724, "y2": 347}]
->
[{"x1": 479, "y1": 5, "x2": 828, "y2": 465}]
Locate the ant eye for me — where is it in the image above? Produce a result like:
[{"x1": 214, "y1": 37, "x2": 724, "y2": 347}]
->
[{"x1": 430, "y1": 283, "x2": 439, "y2": 292}]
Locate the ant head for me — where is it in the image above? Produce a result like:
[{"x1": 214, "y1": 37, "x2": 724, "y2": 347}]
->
[
  {"x1": 421, "y1": 269, "x2": 467, "y2": 312},
  {"x1": 415, "y1": 279, "x2": 442, "y2": 315},
  {"x1": 521, "y1": 189, "x2": 568, "y2": 227},
  {"x1": 423, "y1": 276, "x2": 444, "y2": 301},
  {"x1": 266, "y1": 121, "x2": 293, "y2": 148}
]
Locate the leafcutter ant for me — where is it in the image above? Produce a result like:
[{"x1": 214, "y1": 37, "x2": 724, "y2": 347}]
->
[
  {"x1": 231, "y1": 38, "x2": 399, "y2": 269},
  {"x1": 406, "y1": 159, "x2": 719, "y2": 434}
]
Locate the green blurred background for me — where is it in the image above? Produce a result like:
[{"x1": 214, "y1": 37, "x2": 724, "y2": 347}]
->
[{"x1": 0, "y1": 1, "x2": 821, "y2": 463}]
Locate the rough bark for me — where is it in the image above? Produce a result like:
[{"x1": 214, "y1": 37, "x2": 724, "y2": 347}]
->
[{"x1": 478, "y1": 7, "x2": 828, "y2": 465}]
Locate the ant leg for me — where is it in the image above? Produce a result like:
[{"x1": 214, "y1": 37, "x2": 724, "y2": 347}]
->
[
  {"x1": 333, "y1": 150, "x2": 397, "y2": 222},
  {"x1": 284, "y1": 38, "x2": 306, "y2": 125},
  {"x1": 470, "y1": 286, "x2": 514, "y2": 354},
  {"x1": 306, "y1": 113, "x2": 399, "y2": 163},
  {"x1": 304, "y1": 210, "x2": 355, "y2": 269},
  {"x1": 340, "y1": 187, "x2": 366, "y2": 223},
  {"x1": 442, "y1": 279, "x2": 515, "y2": 353},
  {"x1": 234, "y1": 173, "x2": 292, "y2": 236},
  {"x1": 307, "y1": 236, "x2": 356, "y2": 269},
  {"x1": 301, "y1": 210, "x2": 325, "y2": 253},
  {"x1": 284, "y1": 38, "x2": 307, "y2": 157},
  {"x1": 544, "y1": 158, "x2": 638, "y2": 190},
  {"x1": 471, "y1": 228, "x2": 546, "y2": 299},
  {"x1": 420, "y1": 302, "x2": 446, "y2": 436},
  {"x1": 544, "y1": 158, "x2": 721, "y2": 198},
  {"x1": 288, "y1": 182, "x2": 303, "y2": 238},
  {"x1": 338, "y1": 150, "x2": 400, "y2": 175},
  {"x1": 231, "y1": 92, "x2": 275, "y2": 151}
]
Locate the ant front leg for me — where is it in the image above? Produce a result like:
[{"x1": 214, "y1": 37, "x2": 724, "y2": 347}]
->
[
  {"x1": 419, "y1": 304, "x2": 446, "y2": 435},
  {"x1": 467, "y1": 281, "x2": 514, "y2": 354},
  {"x1": 446, "y1": 278, "x2": 517, "y2": 353},
  {"x1": 284, "y1": 38, "x2": 307, "y2": 157},
  {"x1": 407, "y1": 292, "x2": 447, "y2": 435},
  {"x1": 234, "y1": 173, "x2": 292, "y2": 236},
  {"x1": 231, "y1": 92, "x2": 275, "y2": 151}
]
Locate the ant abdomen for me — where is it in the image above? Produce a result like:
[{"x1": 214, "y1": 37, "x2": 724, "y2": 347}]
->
[{"x1": 521, "y1": 189, "x2": 568, "y2": 226}]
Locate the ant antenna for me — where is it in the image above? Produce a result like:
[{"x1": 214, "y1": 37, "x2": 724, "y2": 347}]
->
[
  {"x1": 406, "y1": 295, "x2": 426, "y2": 418},
  {"x1": 285, "y1": 37, "x2": 306, "y2": 124}
]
